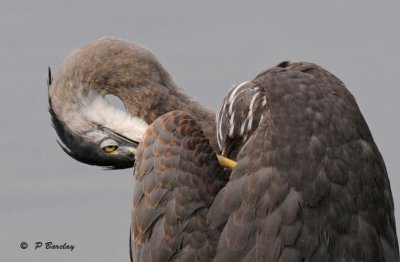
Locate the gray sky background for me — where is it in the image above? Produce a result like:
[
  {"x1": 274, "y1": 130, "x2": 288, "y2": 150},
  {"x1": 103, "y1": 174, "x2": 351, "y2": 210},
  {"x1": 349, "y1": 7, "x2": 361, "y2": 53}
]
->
[{"x1": 1, "y1": 1, "x2": 399, "y2": 261}]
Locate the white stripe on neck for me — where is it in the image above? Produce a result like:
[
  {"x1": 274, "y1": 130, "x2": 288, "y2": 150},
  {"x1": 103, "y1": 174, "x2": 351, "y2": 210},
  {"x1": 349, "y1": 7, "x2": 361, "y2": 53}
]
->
[{"x1": 82, "y1": 91, "x2": 149, "y2": 142}]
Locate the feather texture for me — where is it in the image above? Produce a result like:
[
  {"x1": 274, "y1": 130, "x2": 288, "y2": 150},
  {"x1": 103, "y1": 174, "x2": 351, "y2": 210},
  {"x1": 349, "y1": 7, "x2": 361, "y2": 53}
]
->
[
  {"x1": 130, "y1": 62, "x2": 399, "y2": 261},
  {"x1": 131, "y1": 111, "x2": 228, "y2": 261}
]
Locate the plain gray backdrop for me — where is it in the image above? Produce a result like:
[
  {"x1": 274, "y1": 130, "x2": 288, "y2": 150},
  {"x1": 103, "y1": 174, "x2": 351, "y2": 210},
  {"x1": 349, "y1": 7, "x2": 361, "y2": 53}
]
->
[{"x1": 1, "y1": 1, "x2": 399, "y2": 261}]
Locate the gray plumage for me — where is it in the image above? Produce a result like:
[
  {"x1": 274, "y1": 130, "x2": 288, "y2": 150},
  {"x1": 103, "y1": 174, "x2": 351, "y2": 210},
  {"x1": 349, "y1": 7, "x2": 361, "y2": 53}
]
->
[
  {"x1": 48, "y1": 38, "x2": 399, "y2": 261},
  {"x1": 212, "y1": 62, "x2": 399, "y2": 261},
  {"x1": 131, "y1": 62, "x2": 399, "y2": 261}
]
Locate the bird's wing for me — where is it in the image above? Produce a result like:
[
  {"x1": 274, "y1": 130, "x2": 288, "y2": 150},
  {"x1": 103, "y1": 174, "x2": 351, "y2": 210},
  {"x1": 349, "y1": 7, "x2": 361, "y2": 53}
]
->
[
  {"x1": 130, "y1": 110, "x2": 228, "y2": 261},
  {"x1": 211, "y1": 62, "x2": 399, "y2": 262}
]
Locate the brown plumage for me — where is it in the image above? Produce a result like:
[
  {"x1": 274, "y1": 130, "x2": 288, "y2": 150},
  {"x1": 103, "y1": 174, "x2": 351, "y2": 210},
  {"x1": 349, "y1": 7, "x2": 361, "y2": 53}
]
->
[
  {"x1": 49, "y1": 37, "x2": 218, "y2": 169},
  {"x1": 48, "y1": 38, "x2": 399, "y2": 261},
  {"x1": 131, "y1": 111, "x2": 228, "y2": 261},
  {"x1": 131, "y1": 62, "x2": 399, "y2": 261},
  {"x1": 212, "y1": 62, "x2": 399, "y2": 261}
]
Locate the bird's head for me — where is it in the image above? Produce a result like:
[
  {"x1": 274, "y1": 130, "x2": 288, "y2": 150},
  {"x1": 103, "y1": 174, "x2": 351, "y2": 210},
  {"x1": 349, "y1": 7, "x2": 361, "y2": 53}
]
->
[
  {"x1": 48, "y1": 37, "x2": 227, "y2": 169},
  {"x1": 48, "y1": 88, "x2": 147, "y2": 169},
  {"x1": 47, "y1": 37, "x2": 170, "y2": 169}
]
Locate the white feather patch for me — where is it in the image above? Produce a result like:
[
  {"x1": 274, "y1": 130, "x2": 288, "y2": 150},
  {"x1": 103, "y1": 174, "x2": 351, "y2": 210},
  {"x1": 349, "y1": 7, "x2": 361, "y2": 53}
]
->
[
  {"x1": 82, "y1": 94, "x2": 149, "y2": 142},
  {"x1": 247, "y1": 91, "x2": 259, "y2": 132},
  {"x1": 56, "y1": 87, "x2": 149, "y2": 142},
  {"x1": 228, "y1": 81, "x2": 249, "y2": 115},
  {"x1": 216, "y1": 100, "x2": 226, "y2": 149},
  {"x1": 228, "y1": 112, "x2": 235, "y2": 137}
]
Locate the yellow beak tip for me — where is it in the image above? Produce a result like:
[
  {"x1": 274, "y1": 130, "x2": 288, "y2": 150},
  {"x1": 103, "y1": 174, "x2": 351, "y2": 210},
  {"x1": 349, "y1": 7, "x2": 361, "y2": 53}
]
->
[{"x1": 217, "y1": 155, "x2": 237, "y2": 169}]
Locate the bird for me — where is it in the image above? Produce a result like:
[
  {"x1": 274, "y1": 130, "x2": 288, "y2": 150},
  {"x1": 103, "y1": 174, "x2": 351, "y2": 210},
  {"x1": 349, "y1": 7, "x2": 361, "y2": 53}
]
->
[
  {"x1": 48, "y1": 37, "x2": 234, "y2": 169},
  {"x1": 48, "y1": 37, "x2": 399, "y2": 261}
]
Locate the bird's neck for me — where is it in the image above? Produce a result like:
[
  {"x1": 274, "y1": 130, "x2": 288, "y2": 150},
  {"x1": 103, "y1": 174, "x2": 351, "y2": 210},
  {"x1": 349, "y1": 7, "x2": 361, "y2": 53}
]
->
[
  {"x1": 179, "y1": 94, "x2": 219, "y2": 152},
  {"x1": 113, "y1": 85, "x2": 219, "y2": 152}
]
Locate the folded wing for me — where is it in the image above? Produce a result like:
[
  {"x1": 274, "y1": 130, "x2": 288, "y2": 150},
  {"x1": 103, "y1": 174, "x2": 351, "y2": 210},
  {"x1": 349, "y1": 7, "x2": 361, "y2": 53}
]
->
[{"x1": 130, "y1": 111, "x2": 228, "y2": 261}]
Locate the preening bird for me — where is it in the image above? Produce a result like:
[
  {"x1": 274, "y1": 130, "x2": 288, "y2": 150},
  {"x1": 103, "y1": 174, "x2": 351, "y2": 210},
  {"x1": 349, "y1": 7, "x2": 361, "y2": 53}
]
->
[
  {"x1": 48, "y1": 37, "x2": 232, "y2": 168},
  {"x1": 49, "y1": 37, "x2": 399, "y2": 261}
]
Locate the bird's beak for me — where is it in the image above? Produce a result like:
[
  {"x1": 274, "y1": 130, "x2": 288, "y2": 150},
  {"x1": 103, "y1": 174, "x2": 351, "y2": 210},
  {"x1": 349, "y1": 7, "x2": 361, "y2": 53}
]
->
[
  {"x1": 105, "y1": 126, "x2": 237, "y2": 169},
  {"x1": 104, "y1": 126, "x2": 140, "y2": 152},
  {"x1": 126, "y1": 148, "x2": 236, "y2": 169},
  {"x1": 217, "y1": 155, "x2": 237, "y2": 169},
  {"x1": 127, "y1": 147, "x2": 137, "y2": 155}
]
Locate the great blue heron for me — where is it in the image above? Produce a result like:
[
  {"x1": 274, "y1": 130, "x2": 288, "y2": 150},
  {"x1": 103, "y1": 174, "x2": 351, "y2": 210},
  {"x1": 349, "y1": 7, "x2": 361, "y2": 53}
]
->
[{"x1": 49, "y1": 37, "x2": 399, "y2": 261}]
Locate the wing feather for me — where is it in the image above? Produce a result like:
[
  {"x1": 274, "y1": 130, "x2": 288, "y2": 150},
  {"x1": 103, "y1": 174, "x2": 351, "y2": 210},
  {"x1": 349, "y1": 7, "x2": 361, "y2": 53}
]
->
[
  {"x1": 131, "y1": 62, "x2": 398, "y2": 262},
  {"x1": 130, "y1": 110, "x2": 228, "y2": 261},
  {"x1": 212, "y1": 62, "x2": 399, "y2": 262}
]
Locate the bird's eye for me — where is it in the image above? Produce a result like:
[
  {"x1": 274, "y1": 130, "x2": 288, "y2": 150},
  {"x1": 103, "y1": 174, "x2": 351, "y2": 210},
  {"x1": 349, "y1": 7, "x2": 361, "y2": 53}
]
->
[
  {"x1": 100, "y1": 139, "x2": 119, "y2": 153},
  {"x1": 102, "y1": 145, "x2": 118, "y2": 153}
]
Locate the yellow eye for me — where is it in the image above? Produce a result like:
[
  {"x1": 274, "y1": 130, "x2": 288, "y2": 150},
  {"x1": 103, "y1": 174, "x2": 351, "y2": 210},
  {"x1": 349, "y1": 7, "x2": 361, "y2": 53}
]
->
[
  {"x1": 100, "y1": 139, "x2": 119, "y2": 153},
  {"x1": 103, "y1": 145, "x2": 118, "y2": 153}
]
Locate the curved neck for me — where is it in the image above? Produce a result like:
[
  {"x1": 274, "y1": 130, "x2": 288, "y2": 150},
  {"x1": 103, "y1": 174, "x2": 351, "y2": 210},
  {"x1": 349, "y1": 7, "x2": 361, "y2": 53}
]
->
[
  {"x1": 112, "y1": 83, "x2": 219, "y2": 152},
  {"x1": 48, "y1": 36, "x2": 219, "y2": 152}
]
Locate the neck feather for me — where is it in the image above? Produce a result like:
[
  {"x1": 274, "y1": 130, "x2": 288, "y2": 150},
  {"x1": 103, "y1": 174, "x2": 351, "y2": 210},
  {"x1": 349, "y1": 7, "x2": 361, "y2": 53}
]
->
[
  {"x1": 83, "y1": 91, "x2": 149, "y2": 142},
  {"x1": 50, "y1": 84, "x2": 149, "y2": 142}
]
